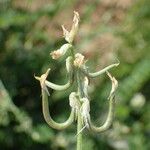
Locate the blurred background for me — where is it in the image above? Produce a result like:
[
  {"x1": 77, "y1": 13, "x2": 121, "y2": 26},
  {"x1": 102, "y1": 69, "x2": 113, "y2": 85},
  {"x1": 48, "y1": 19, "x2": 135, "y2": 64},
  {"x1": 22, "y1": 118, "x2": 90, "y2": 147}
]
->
[{"x1": 0, "y1": 0, "x2": 150, "y2": 150}]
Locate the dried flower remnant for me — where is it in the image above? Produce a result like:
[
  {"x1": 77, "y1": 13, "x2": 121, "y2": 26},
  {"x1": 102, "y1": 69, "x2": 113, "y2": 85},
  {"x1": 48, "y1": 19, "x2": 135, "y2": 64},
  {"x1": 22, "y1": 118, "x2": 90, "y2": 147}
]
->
[
  {"x1": 69, "y1": 92, "x2": 80, "y2": 119},
  {"x1": 34, "y1": 68, "x2": 50, "y2": 96},
  {"x1": 74, "y1": 53, "x2": 85, "y2": 67},
  {"x1": 35, "y1": 11, "x2": 119, "y2": 150},
  {"x1": 80, "y1": 97, "x2": 90, "y2": 128},
  {"x1": 106, "y1": 71, "x2": 118, "y2": 98},
  {"x1": 62, "y1": 11, "x2": 80, "y2": 43},
  {"x1": 50, "y1": 44, "x2": 72, "y2": 59}
]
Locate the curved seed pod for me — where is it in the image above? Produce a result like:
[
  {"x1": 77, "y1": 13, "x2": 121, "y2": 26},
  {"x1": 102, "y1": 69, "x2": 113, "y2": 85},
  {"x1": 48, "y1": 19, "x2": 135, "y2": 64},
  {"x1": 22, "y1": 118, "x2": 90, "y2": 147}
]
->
[
  {"x1": 89, "y1": 95, "x2": 115, "y2": 132},
  {"x1": 81, "y1": 60, "x2": 119, "y2": 78},
  {"x1": 42, "y1": 89, "x2": 74, "y2": 130},
  {"x1": 45, "y1": 56, "x2": 74, "y2": 91},
  {"x1": 89, "y1": 72, "x2": 118, "y2": 132},
  {"x1": 66, "y1": 56, "x2": 73, "y2": 73}
]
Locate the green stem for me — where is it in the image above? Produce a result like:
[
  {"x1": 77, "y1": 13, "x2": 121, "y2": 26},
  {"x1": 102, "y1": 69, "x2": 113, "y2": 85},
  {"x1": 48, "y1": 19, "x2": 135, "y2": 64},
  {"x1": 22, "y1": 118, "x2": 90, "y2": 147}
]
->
[
  {"x1": 77, "y1": 111, "x2": 83, "y2": 150},
  {"x1": 76, "y1": 69, "x2": 83, "y2": 150}
]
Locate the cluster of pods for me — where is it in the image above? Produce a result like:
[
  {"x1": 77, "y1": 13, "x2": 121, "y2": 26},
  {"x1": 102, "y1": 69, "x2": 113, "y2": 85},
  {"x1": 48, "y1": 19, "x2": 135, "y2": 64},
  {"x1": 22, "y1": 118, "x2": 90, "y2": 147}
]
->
[{"x1": 35, "y1": 11, "x2": 119, "y2": 134}]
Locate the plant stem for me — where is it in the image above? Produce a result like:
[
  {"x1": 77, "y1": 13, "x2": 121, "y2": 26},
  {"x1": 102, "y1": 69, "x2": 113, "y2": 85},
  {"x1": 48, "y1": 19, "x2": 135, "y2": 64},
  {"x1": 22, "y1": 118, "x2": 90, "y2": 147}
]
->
[
  {"x1": 76, "y1": 69, "x2": 83, "y2": 150},
  {"x1": 77, "y1": 111, "x2": 83, "y2": 150}
]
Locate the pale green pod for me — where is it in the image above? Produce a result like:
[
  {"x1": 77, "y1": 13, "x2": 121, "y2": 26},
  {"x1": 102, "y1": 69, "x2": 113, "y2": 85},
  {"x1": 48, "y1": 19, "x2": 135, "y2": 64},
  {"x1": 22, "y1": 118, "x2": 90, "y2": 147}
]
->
[
  {"x1": 81, "y1": 60, "x2": 119, "y2": 78},
  {"x1": 45, "y1": 56, "x2": 74, "y2": 91},
  {"x1": 42, "y1": 89, "x2": 74, "y2": 130},
  {"x1": 89, "y1": 95, "x2": 115, "y2": 132},
  {"x1": 89, "y1": 72, "x2": 118, "y2": 132}
]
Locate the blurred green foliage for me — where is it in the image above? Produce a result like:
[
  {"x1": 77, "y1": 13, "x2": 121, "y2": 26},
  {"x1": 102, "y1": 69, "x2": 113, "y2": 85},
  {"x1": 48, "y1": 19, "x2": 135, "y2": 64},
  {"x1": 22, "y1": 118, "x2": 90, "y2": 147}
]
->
[{"x1": 0, "y1": 0, "x2": 150, "y2": 150}]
